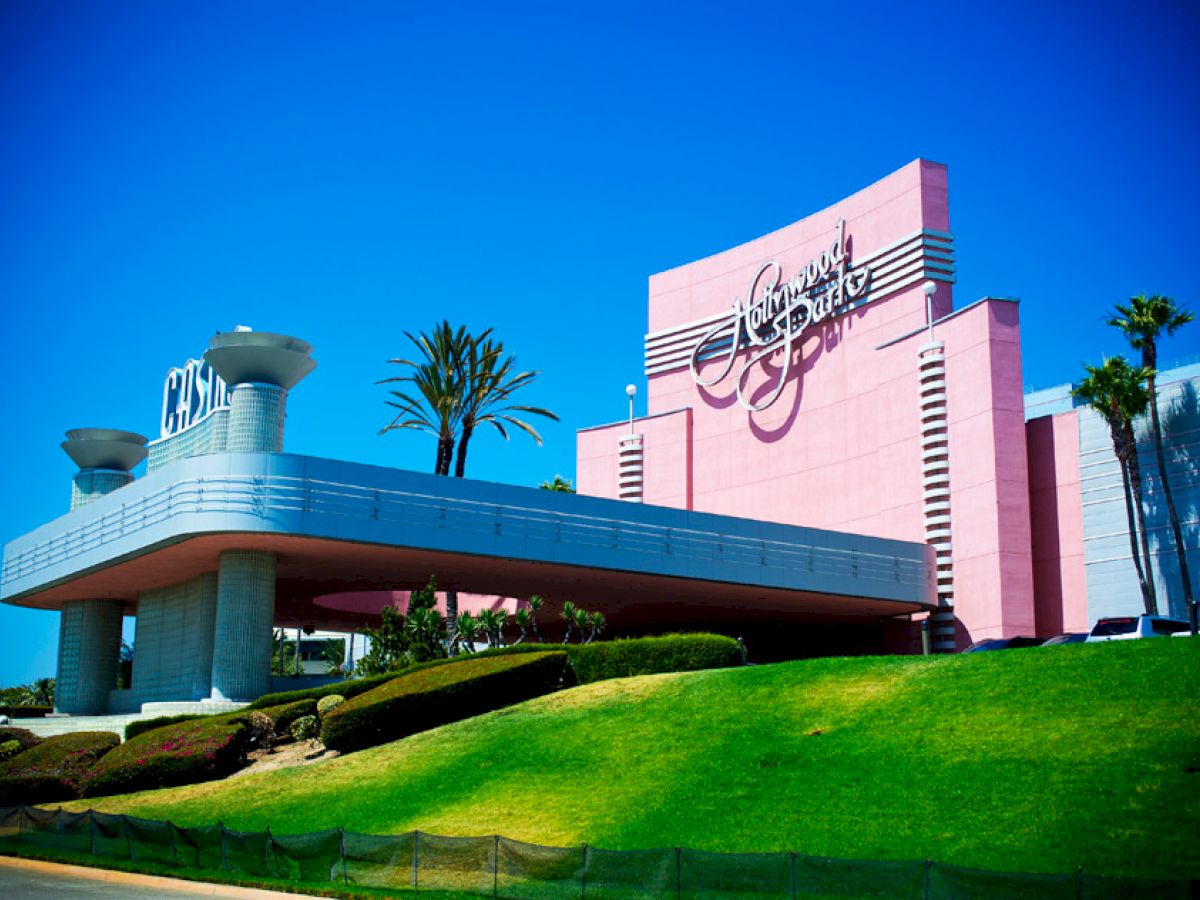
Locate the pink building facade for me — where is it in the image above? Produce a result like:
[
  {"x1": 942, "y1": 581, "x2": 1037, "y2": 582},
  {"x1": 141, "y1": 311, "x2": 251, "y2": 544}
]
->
[{"x1": 579, "y1": 160, "x2": 1046, "y2": 652}]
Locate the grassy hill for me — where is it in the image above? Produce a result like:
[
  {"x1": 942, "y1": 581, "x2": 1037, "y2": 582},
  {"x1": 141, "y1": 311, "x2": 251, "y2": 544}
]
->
[{"x1": 64, "y1": 639, "x2": 1199, "y2": 879}]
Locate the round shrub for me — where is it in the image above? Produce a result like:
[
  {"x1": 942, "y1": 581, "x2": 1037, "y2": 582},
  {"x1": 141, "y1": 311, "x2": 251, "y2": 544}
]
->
[
  {"x1": 290, "y1": 715, "x2": 319, "y2": 742},
  {"x1": 244, "y1": 711, "x2": 274, "y2": 748},
  {"x1": 0, "y1": 740, "x2": 22, "y2": 762},
  {"x1": 0, "y1": 726, "x2": 41, "y2": 752},
  {"x1": 249, "y1": 698, "x2": 318, "y2": 735},
  {"x1": 316, "y1": 694, "x2": 345, "y2": 718}
]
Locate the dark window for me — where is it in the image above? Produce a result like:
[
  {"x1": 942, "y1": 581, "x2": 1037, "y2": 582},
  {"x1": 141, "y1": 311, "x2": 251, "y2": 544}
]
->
[
  {"x1": 1091, "y1": 618, "x2": 1138, "y2": 636},
  {"x1": 1151, "y1": 619, "x2": 1188, "y2": 635}
]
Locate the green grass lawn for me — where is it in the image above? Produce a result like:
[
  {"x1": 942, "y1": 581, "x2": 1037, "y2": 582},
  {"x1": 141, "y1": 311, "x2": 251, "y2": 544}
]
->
[{"x1": 61, "y1": 639, "x2": 1200, "y2": 879}]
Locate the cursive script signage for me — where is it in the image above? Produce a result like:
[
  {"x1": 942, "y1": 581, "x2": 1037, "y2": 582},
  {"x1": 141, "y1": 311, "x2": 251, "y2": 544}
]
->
[
  {"x1": 689, "y1": 219, "x2": 871, "y2": 412},
  {"x1": 160, "y1": 358, "x2": 230, "y2": 438}
]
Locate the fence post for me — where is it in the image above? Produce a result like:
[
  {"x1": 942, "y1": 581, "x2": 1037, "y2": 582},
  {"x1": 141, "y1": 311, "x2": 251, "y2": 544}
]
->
[
  {"x1": 493, "y1": 834, "x2": 499, "y2": 899},
  {"x1": 790, "y1": 852, "x2": 797, "y2": 900},
  {"x1": 580, "y1": 843, "x2": 588, "y2": 900},
  {"x1": 675, "y1": 846, "x2": 681, "y2": 900},
  {"x1": 412, "y1": 829, "x2": 420, "y2": 892},
  {"x1": 923, "y1": 859, "x2": 932, "y2": 900},
  {"x1": 264, "y1": 824, "x2": 275, "y2": 878},
  {"x1": 338, "y1": 826, "x2": 348, "y2": 884}
]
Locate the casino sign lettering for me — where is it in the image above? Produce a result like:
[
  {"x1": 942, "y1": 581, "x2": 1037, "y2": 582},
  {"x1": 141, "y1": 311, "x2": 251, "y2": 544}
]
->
[
  {"x1": 689, "y1": 218, "x2": 870, "y2": 412},
  {"x1": 160, "y1": 358, "x2": 230, "y2": 438}
]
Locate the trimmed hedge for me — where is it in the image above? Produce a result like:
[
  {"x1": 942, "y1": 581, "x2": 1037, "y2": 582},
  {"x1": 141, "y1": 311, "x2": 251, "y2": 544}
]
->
[
  {"x1": 568, "y1": 633, "x2": 743, "y2": 683},
  {"x1": 320, "y1": 651, "x2": 567, "y2": 753},
  {"x1": 84, "y1": 717, "x2": 249, "y2": 798},
  {"x1": 0, "y1": 726, "x2": 42, "y2": 751},
  {"x1": 0, "y1": 731, "x2": 120, "y2": 804},
  {"x1": 126, "y1": 714, "x2": 206, "y2": 741},
  {"x1": 246, "y1": 672, "x2": 398, "y2": 710}
]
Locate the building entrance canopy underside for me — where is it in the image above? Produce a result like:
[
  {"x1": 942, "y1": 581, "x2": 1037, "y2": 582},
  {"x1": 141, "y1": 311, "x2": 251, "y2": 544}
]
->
[{"x1": 3, "y1": 453, "x2": 936, "y2": 628}]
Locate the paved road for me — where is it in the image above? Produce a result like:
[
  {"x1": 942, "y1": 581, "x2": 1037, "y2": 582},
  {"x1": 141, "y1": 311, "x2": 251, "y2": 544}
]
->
[{"x1": 0, "y1": 864, "x2": 318, "y2": 898}]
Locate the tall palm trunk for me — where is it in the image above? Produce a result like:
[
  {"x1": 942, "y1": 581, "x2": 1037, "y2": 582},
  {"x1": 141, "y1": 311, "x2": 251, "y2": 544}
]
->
[
  {"x1": 1116, "y1": 446, "x2": 1154, "y2": 614},
  {"x1": 1116, "y1": 420, "x2": 1158, "y2": 615},
  {"x1": 1144, "y1": 360, "x2": 1195, "y2": 629},
  {"x1": 454, "y1": 425, "x2": 474, "y2": 478}
]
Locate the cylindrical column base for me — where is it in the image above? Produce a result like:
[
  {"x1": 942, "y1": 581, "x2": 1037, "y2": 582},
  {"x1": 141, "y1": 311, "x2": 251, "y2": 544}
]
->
[
  {"x1": 70, "y1": 469, "x2": 134, "y2": 511},
  {"x1": 226, "y1": 383, "x2": 287, "y2": 453},
  {"x1": 210, "y1": 550, "x2": 276, "y2": 701},
  {"x1": 56, "y1": 599, "x2": 123, "y2": 714}
]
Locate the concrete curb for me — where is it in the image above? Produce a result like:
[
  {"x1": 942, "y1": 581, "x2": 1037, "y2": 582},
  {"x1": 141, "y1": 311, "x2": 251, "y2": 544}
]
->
[{"x1": 0, "y1": 854, "x2": 321, "y2": 898}]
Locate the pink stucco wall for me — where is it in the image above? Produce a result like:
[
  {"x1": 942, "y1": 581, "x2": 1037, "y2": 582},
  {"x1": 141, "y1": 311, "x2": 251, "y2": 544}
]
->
[
  {"x1": 576, "y1": 159, "x2": 1040, "y2": 646},
  {"x1": 1025, "y1": 411, "x2": 1089, "y2": 634}
]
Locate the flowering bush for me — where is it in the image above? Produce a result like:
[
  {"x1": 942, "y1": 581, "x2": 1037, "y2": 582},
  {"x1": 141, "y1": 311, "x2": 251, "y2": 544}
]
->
[
  {"x1": 83, "y1": 718, "x2": 248, "y2": 798},
  {"x1": 247, "y1": 698, "x2": 317, "y2": 736},
  {"x1": 0, "y1": 731, "x2": 119, "y2": 804},
  {"x1": 290, "y1": 715, "x2": 319, "y2": 743}
]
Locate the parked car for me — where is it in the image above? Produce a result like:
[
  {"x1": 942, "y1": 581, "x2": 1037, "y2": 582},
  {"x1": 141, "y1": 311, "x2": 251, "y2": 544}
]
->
[
  {"x1": 1085, "y1": 615, "x2": 1190, "y2": 642},
  {"x1": 1041, "y1": 632, "x2": 1088, "y2": 646},
  {"x1": 962, "y1": 636, "x2": 1045, "y2": 653}
]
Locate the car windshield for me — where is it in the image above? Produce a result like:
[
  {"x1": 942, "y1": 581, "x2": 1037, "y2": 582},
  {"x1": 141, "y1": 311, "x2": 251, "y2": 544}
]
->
[{"x1": 1091, "y1": 618, "x2": 1138, "y2": 636}]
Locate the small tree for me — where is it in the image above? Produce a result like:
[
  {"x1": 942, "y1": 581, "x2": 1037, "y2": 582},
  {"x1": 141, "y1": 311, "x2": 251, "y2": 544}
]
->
[
  {"x1": 321, "y1": 639, "x2": 346, "y2": 676},
  {"x1": 513, "y1": 608, "x2": 532, "y2": 644},
  {"x1": 539, "y1": 475, "x2": 575, "y2": 493},
  {"x1": 355, "y1": 607, "x2": 409, "y2": 675},
  {"x1": 455, "y1": 612, "x2": 481, "y2": 651},
  {"x1": 584, "y1": 611, "x2": 606, "y2": 644}
]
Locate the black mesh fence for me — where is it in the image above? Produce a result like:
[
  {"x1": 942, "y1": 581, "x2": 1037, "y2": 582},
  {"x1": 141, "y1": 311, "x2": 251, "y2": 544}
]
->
[{"x1": 0, "y1": 805, "x2": 1193, "y2": 899}]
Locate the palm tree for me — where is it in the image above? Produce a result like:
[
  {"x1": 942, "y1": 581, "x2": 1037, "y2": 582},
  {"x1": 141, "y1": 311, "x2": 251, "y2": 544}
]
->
[
  {"x1": 560, "y1": 601, "x2": 578, "y2": 644},
  {"x1": 1107, "y1": 295, "x2": 1195, "y2": 630},
  {"x1": 379, "y1": 321, "x2": 471, "y2": 476},
  {"x1": 584, "y1": 611, "x2": 606, "y2": 644},
  {"x1": 455, "y1": 612, "x2": 480, "y2": 651},
  {"x1": 452, "y1": 333, "x2": 559, "y2": 478},
  {"x1": 513, "y1": 608, "x2": 531, "y2": 644},
  {"x1": 539, "y1": 475, "x2": 575, "y2": 493},
  {"x1": 1073, "y1": 357, "x2": 1158, "y2": 614},
  {"x1": 527, "y1": 595, "x2": 546, "y2": 643}
]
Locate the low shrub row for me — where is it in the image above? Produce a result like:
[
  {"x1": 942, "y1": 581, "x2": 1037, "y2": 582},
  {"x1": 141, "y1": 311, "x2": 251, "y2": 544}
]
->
[
  {"x1": 84, "y1": 717, "x2": 249, "y2": 799},
  {"x1": 125, "y1": 714, "x2": 205, "y2": 742},
  {"x1": 246, "y1": 672, "x2": 397, "y2": 710},
  {"x1": 568, "y1": 633, "x2": 743, "y2": 683},
  {"x1": 320, "y1": 651, "x2": 568, "y2": 753},
  {"x1": 0, "y1": 731, "x2": 120, "y2": 805}
]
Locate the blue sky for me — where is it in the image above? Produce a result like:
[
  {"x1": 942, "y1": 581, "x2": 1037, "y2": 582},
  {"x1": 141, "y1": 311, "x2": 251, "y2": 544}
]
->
[{"x1": 1, "y1": 0, "x2": 1198, "y2": 686}]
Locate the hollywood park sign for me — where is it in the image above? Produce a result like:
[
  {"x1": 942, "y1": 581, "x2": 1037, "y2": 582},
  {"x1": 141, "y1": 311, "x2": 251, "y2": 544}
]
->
[{"x1": 689, "y1": 218, "x2": 871, "y2": 412}]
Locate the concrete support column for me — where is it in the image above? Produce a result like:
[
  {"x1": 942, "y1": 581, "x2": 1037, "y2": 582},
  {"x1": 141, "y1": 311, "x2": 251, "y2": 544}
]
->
[
  {"x1": 71, "y1": 469, "x2": 134, "y2": 511},
  {"x1": 55, "y1": 599, "x2": 123, "y2": 714},
  {"x1": 226, "y1": 383, "x2": 287, "y2": 453},
  {"x1": 210, "y1": 550, "x2": 276, "y2": 701}
]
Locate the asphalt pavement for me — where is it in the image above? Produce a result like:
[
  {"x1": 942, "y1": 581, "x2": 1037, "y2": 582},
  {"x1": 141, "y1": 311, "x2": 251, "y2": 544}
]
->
[{"x1": 0, "y1": 862, "x2": 319, "y2": 898}]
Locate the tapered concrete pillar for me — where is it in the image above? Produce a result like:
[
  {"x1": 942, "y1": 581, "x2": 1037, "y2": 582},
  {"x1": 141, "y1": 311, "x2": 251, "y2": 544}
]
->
[
  {"x1": 203, "y1": 330, "x2": 315, "y2": 454},
  {"x1": 210, "y1": 550, "x2": 276, "y2": 701},
  {"x1": 55, "y1": 599, "x2": 123, "y2": 714}
]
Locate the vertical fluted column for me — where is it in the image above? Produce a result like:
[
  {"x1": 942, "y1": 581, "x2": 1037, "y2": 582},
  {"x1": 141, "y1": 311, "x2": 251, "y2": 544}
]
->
[
  {"x1": 226, "y1": 383, "x2": 287, "y2": 452},
  {"x1": 210, "y1": 550, "x2": 276, "y2": 701},
  {"x1": 919, "y1": 340, "x2": 956, "y2": 652},
  {"x1": 618, "y1": 433, "x2": 644, "y2": 502},
  {"x1": 55, "y1": 599, "x2": 123, "y2": 714}
]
